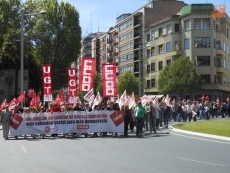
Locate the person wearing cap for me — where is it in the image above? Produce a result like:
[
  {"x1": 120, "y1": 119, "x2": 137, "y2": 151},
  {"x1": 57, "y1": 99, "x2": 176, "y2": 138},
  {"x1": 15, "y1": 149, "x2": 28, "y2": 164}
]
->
[
  {"x1": 134, "y1": 101, "x2": 146, "y2": 135},
  {"x1": 0, "y1": 105, "x2": 12, "y2": 139}
]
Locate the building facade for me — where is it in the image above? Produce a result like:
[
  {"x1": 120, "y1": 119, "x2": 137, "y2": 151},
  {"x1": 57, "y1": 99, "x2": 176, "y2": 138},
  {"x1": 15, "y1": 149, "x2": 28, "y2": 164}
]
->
[
  {"x1": 115, "y1": 0, "x2": 186, "y2": 95},
  {"x1": 144, "y1": 4, "x2": 230, "y2": 101}
]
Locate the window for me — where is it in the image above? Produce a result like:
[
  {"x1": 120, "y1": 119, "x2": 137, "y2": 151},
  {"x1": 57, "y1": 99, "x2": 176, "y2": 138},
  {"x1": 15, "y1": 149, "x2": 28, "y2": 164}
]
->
[
  {"x1": 151, "y1": 47, "x2": 155, "y2": 56},
  {"x1": 201, "y1": 74, "x2": 211, "y2": 84},
  {"x1": 151, "y1": 62, "x2": 155, "y2": 71},
  {"x1": 217, "y1": 76, "x2": 222, "y2": 84},
  {"x1": 194, "y1": 18, "x2": 210, "y2": 29},
  {"x1": 147, "y1": 65, "x2": 150, "y2": 73},
  {"x1": 159, "y1": 28, "x2": 163, "y2": 37},
  {"x1": 227, "y1": 28, "x2": 229, "y2": 38},
  {"x1": 151, "y1": 79, "x2": 155, "y2": 87},
  {"x1": 166, "y1": 42, "x2": 171, "y2": 52},
  {"x1": 223, "y1": 76, "x2": 227, "y2": 85},
  {"x1": 184, "y1": 20, "x2": 190, "y2": 30},
  {"x1": 147, "y1": 80, "x2": 150, "y2": 88},
  {"x1": 158, "y1": 44, "x2": 163, "y2": 54},
  {"x1": 151, "y1": 29, "x2": 155, "y2": 40},
  {"x1": 158, "y1": 61, "x2": 163, "y2": 70},
  {"x1": 197, "y1": 56, "x2": 210, "y2": 66},
  {"x1": 175, "y1": 23, "x2": 179, "y2": 32},
  {"x1": 184, "y1": 38, "x2": 190, "y2": 49},
  {"x1": 166, "y1": 59, "x2": 171, "y2": 66},
  {"x1": 194, "y1": 37, "x2": 210, "y2": 48},
  {"x1": 216, "y1": 41, "x2": 221, "y2": 49},
  {"x1": 216, "y1": 58, "x2": 221, "y2": 67},
  {"x1": 166, "y1": 24, "x2": 172, "y2": 34},
  {"x1": 147, "y1": 34, "x2": 150, "y2": 41}
]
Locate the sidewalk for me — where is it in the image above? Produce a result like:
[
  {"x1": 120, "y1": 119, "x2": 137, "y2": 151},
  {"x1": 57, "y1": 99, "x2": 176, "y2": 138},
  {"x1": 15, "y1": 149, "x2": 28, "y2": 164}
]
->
[
  {"x1": 169, "y1": 117, "x2": 230, "y2": 142},
  {"x1": 171, "y1": 126, "x2": 230, "y2": 142}
]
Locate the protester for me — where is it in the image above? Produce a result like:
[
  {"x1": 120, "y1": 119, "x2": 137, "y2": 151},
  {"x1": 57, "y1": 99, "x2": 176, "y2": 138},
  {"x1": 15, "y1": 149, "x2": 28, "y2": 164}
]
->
[
  {"x1": 124, "y1": 105, "x2": 131, "y2": 136},
  {"x1": 0, "y1": 105, "x2": 12, "y2": 139},
  {"x1": 134, "y1": 101, "x2": 146, "y2": 136},
  {"x1": 149, "y1": 101, "x2": 156, "y2": 133}
]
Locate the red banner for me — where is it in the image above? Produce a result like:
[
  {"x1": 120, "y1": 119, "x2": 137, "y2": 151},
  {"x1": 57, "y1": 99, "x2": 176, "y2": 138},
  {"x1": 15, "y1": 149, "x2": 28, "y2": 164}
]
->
[
  {"x1": 42, "y1": 64, "x2": 52, "y2": 101},
  {"x1": 68, "y1": 68, "x2": 77, "y2": 97},
  {"x1": 79, "y1": 58, "x2": 95, "y2": 92},
  {"x1": 102, "y1": 64, "x2": 117, "y2": 97}
]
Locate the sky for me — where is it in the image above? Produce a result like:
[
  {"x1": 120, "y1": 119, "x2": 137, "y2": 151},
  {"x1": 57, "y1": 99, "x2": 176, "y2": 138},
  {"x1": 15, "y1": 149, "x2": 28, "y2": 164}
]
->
[{"x1": 61, "y1": 0, "x2": 230, "y2": 37}]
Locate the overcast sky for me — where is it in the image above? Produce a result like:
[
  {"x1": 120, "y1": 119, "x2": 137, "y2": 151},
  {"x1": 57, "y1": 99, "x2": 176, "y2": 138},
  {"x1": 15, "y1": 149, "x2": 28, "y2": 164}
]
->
[{"x1": 61, "y1": 0, "x2": 230, "y2": 36}]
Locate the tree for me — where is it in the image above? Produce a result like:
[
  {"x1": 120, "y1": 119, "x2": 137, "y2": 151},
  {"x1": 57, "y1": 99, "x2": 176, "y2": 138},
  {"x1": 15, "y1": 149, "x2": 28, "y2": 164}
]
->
[
  {"x1": 93, "y1": 71, "x2": 102, "y2": 94},
  {"x1": 158, "y1": 57, "x2": 203, "y2": 99},
  {"x1": 117, "y1": 71, "x2": 139, "y2": 95},
  {"x1": 24, "y1": 0, "x2": 82, "y2": 91}
]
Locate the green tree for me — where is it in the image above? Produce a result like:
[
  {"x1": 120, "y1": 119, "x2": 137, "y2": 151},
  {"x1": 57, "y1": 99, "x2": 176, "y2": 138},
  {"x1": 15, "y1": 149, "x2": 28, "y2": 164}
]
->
[
  {"x1": 158, "y1": 57, "x2": 203, "y2": 99},
  {"x1": 93, "y1": 71, "x2": 102, "y2": 94},
  {"x1": 25, "y1": 0, "x2": 82, "y2": 91},
  {"x1": 117, "y1": 71, "x2": 139, "y2": 95}
]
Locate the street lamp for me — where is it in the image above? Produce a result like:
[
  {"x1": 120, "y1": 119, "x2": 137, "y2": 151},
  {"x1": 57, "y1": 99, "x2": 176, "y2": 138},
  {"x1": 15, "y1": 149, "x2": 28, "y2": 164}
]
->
[
  {"x1": 138, "y1": 44, "x2": 142, "y2": 96},
  {"x1": 20, "y1": 8, "x2": 46, "y2": 107}
]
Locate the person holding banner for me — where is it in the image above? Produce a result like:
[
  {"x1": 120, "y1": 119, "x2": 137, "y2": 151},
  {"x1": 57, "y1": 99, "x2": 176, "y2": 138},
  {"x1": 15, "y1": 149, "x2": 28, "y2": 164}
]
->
[{"x1": 0, "y1": 105, "x2": 12, "y2": 139}]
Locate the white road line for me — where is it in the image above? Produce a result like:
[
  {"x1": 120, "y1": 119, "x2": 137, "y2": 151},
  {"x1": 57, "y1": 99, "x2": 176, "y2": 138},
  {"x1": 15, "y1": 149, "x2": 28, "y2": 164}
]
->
[
  {"x1": 172, "y1": 132, "x2": 230, "y2": 145},
  {"x1": 21, "y1": 145, "x2": 28, "y2": 154},
  {"x1": 177, "y1": 157, "x2": 227, "y2": 167}
]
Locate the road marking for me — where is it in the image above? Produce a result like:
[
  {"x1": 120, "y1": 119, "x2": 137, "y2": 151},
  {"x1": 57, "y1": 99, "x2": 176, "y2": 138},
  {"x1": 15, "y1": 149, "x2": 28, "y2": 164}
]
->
[
  {"x1": 177, "y1": 157, "x2": 227, "y2": 167},
  {"x1": 172, "y1": 132, "x2": 230, "y2": 145},
  {"x1": 21, "y1": 145, "x2": 28, "y2": 154}
]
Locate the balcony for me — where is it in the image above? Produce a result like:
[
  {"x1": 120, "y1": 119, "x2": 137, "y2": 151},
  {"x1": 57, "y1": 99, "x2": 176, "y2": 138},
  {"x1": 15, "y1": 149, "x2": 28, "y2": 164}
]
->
[
  {"x1": 114, "y1": 32, "x2": 118, "y2": 36},
  {"x1": 216, "y1": 67, "x2": 225, "y2": 73},
  {"x1": 83, "y1": 53, "x2": 92, "y2": 57},
  {"x1": 107, "y1": 39, "x2": 112, "y2": 43},
  {"x1": 107, "y1": 57, "x2": 113, "y2": 62},
  {"x1": 107, "y1": 49, "x2": 112, "y2": 53},
  {"x1": 114, "y1": 42, "x2": 118, "y2": 46},
  {"x1": 83, "y1": 45, "x2": 92, "y2": 49},
  {"x1": 134, "y1": 20, "x2": 142, "y2": 28}
]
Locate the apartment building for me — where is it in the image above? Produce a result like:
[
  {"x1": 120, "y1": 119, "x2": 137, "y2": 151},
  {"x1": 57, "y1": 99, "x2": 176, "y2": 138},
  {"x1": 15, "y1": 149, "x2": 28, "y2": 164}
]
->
[
  {"x1": 76, "y1": 32, "x2": 105, "y2": 91},
  {"x1": 115, "y1": 0, "x2": 186, "y2": 95},
  {"x1": 144, "y1": 3, "x2": 230, "y2": 101}
]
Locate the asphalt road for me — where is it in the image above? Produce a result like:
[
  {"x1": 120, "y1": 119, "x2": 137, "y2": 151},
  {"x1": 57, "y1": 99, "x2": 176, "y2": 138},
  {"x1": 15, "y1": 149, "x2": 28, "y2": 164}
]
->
[{"x1": 0, "y1": 128, "x2": 229, "y2": 173}]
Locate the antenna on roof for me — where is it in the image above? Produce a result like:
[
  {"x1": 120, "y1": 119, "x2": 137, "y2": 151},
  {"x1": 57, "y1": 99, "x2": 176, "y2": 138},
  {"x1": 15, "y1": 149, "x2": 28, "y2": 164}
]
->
[
  {"x1": 91, "y1": 9, "x2": 92, "y2": 33},
  {"x1": 98, "y1": 19, "x2": 100, "y2": 32}
]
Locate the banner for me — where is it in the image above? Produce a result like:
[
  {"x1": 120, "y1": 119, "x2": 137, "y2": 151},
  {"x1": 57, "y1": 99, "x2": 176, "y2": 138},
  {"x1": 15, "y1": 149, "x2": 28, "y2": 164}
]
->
[
  {"x1": 102, "y1": 64, "x2": 117, "y2": 97},
  {"x1": 42, "y1": 64, "x2": 52, "y2": 101},
  {"x1": 9, "y1": 110, "x2": 124, "y2": 136},
  {"x1": 79, "y1": 58, "x2": 96, "y2": 92},
  {"x1": 68, "y1": 68, "x2": 77, "y2": 97}
]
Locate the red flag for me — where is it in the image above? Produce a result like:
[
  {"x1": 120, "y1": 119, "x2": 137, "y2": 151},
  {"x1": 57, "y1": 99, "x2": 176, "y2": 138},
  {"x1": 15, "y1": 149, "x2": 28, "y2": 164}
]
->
[
  {"x1": 201, "y1": 95, "x2": 205, "y2": 101},
  {"x1": 36, "y1": 92, "x2": 41, "y2": 107},
  {"x1": 54, "y1": 88, "x2": 66, "y2": 106},
  {"x1": 16, "y1": 91, "x2": 25, "y2": 105},
  {"x1": 0, "y1": 99, "x2": 7, "y2": 110},
  {"x1": 30, "y1": 94, "x2": 37, "y2": 107},
  {"x1": 205, "y1": 95, "x2": 209, "y2": 101},
  {"x1": 8, "y1": 98, "x2": 17, "y2": 110}
]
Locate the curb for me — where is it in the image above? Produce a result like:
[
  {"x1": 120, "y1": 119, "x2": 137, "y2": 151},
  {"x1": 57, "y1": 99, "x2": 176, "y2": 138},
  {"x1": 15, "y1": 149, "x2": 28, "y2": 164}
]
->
[{"x1": 170, "y1": 126, "x2": 230, "y2": 142}]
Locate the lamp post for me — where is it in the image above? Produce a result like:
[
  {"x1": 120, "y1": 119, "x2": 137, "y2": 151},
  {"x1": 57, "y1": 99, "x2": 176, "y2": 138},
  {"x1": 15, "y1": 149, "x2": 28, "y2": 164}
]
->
[
  {"x1": 20, "y1": 8, "x2": 46, "y2": 107},
  {"x1": 138, "y1": 44, "x2": 142, "y2": 96}
]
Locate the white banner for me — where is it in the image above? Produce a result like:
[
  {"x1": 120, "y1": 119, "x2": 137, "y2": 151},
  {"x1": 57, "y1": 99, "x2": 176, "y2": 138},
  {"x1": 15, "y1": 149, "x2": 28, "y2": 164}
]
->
[{"x1": 9, "y1": 110, "x2": 124, "y2": 136}]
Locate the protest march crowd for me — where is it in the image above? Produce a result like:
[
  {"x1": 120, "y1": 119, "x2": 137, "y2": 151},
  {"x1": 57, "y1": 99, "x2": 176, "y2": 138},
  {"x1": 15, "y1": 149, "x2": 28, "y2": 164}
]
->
[{"x1": 0, "y1": 89, "x2": 230, "y2": 140}]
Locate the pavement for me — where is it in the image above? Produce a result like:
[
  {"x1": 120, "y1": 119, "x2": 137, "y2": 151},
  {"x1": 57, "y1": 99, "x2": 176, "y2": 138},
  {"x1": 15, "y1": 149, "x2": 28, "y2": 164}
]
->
[{"x1": 169, "y1": 117, "x2": 230, "y2": 142}]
